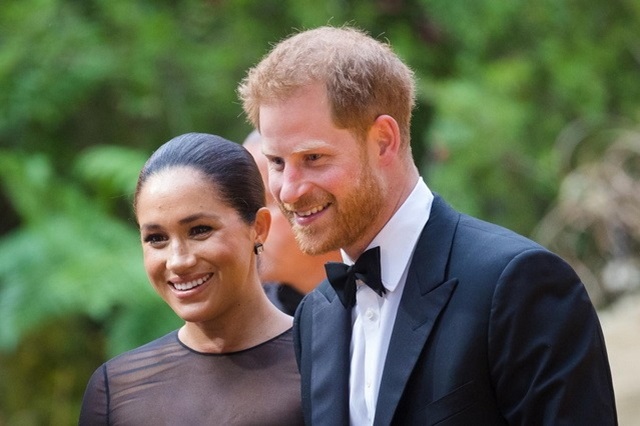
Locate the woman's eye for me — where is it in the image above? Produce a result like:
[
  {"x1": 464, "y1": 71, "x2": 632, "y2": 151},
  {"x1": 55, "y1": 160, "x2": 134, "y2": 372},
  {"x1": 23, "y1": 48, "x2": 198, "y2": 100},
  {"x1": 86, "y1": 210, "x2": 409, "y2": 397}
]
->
[
  {"x1": 143, "y1": 233, "x2": 166, "y2": 245},
  {"x1": 190, "y1": 225, "x2": 212, "y2": 237}
]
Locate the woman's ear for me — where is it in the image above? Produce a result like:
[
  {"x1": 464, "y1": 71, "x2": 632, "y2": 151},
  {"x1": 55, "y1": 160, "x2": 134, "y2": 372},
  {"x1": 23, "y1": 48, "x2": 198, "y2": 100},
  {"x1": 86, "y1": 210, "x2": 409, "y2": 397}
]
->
[
  {"x1": 253, "y1": 207, "x2": 271, "y2": 246},
  {"x1": 370, "y1": 114, "x2": 401, "y2": 164}
]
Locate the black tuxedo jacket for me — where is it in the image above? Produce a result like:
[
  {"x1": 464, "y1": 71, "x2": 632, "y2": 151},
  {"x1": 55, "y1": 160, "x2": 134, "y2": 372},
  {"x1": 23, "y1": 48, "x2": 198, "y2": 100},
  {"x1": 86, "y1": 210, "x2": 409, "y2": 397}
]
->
[{"x1": 293, "y1": 195, "x2": 617, "y2": 425}]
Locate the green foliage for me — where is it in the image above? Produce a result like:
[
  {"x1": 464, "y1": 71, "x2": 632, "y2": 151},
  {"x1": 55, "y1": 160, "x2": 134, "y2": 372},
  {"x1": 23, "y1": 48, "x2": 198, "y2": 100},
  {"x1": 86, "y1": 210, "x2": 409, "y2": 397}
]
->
[
  {"x1": 417, "y1": 0, "x2": 640, "y2": 234},
  {"x1": 0, "y1": 147, "x2": 180, "y2": 424},
  {"x1": 0, "y1": 149, "x2": 178, "y2": 355},
  {"x1": 0, "y1": 316, "x2": 104, "y2": 426},
  {"x1": 74, "y1": 144, "x2": 149, "y2": 214}
]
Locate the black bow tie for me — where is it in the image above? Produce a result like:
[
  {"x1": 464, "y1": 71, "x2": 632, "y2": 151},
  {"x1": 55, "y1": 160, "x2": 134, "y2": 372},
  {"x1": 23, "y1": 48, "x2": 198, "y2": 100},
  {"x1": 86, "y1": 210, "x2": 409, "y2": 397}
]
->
[{"x1": 325, "y1": 246, "x2": 386, "y2": 308}]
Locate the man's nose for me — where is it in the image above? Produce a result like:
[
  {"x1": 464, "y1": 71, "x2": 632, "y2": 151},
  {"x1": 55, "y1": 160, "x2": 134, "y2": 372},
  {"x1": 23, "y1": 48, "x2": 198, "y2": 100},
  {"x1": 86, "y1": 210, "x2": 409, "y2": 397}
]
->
[{"x1": 273, "y1": 165, "x2": 307, "y2": 206}]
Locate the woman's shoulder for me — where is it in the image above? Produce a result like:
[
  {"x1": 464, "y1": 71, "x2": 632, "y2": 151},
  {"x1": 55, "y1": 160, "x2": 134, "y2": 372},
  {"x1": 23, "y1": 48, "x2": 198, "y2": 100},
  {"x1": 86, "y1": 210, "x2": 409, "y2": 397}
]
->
[{"x1": 103, "y1": 329, "x2": 182, "y2": 370}]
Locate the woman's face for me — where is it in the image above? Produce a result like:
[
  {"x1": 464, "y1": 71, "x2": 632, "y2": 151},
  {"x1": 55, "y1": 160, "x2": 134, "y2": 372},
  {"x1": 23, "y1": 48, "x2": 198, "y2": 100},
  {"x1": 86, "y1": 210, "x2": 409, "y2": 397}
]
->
[{"x1": 135, "y1": 166, "x2": 268, "y2": 324}]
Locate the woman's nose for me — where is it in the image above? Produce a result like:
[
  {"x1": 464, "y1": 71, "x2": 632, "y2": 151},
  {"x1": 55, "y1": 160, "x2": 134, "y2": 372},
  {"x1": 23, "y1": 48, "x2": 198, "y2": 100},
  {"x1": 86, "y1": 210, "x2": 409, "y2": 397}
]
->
[{"x1": 166, "y1": 241, "x2": 197, "y2": 272}]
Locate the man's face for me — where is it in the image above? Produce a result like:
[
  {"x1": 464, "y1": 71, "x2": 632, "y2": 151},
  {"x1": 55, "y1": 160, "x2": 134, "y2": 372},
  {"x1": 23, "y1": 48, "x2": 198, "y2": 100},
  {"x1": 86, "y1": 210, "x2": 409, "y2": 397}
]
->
[
  {"x1": 245, "y1": 139, "x2": 311, "y2": 285},
  {"x1": 259, "y1": 83, "x2": 384, "y2": 256}
]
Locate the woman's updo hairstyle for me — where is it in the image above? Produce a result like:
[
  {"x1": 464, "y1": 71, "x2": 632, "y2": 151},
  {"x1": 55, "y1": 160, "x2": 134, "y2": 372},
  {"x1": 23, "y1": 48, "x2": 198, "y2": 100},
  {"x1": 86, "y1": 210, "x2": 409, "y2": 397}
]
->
[{"x1": 134, "y1": 133, "x2": 265, "y2": 224}]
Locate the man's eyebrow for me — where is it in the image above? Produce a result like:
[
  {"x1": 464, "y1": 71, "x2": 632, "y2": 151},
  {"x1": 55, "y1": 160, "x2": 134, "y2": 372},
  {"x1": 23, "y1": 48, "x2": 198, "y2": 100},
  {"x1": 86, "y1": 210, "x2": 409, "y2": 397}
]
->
[{"x1": 263, "y1": 141, "x2": 328, "y2": 157}]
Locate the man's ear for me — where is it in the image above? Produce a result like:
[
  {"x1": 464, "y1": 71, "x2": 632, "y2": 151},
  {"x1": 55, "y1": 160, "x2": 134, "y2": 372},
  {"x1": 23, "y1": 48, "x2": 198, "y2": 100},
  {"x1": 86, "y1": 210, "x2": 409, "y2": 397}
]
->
[
  {"x1": 254, "y1": 207, "x2": 271, "y2": 246},
  {"x1": 370, "y1": 114, "x2": 401, "y2": 165}
]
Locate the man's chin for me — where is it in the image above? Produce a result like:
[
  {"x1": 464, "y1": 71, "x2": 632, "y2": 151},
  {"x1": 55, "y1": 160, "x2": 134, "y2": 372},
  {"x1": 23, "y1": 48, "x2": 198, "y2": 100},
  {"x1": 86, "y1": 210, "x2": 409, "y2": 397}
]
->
[
  {"x1": 295, "y1": 234, "x2": 337, "y2": 256},
  {"x1": 298, "y1": 242, "x2": 329, "y2": 256}
]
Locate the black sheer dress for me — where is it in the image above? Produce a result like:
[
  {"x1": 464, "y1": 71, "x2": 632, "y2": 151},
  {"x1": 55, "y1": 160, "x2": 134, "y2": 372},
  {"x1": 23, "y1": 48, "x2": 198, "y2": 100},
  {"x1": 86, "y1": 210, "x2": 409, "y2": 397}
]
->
[{"x1": 79, "y1": 328, "x2": 303, "y2": 425}]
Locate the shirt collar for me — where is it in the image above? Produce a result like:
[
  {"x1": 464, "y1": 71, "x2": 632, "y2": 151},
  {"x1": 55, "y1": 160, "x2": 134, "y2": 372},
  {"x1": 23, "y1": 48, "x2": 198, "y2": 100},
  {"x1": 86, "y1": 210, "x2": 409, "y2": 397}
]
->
[{"x1": 341, "y1": 177, "x2": 434, "y2": 292}]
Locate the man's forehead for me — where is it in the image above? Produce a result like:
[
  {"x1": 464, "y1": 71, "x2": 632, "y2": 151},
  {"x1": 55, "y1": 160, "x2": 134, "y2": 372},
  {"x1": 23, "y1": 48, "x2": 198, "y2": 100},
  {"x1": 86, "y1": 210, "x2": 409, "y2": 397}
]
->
[{"x1": 261, "y1": 137, "x2": 327, "y2": 156}]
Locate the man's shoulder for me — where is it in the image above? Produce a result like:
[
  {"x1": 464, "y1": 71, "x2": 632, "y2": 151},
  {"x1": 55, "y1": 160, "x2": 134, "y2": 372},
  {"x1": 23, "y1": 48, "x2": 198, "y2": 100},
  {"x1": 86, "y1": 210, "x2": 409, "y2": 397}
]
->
[
  {"x1": 300, "y1": 280, "x2": 334, "y2": 304},
  {"x1": 294, "y1": 280, "x2": 340, "y2": 321},
  {"x1": 427, "y1": 196, "x2": 556, "y2": 275},
  {"x1": 461, "y1": 212, "x2": 535, "y2": 239}
]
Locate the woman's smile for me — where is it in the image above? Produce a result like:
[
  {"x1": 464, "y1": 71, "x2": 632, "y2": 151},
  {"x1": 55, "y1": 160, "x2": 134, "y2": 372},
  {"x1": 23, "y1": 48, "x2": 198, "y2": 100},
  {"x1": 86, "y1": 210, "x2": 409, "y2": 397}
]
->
[{"x1": 170, "y1": 273, "x2": 213, "y2": 292}]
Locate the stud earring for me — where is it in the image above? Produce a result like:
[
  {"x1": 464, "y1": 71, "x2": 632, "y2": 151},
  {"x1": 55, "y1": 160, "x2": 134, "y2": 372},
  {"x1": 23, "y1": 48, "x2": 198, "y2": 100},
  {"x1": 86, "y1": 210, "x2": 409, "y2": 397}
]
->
[{"x1": 253, "y1": 243, "x2": 264, "y2": 255}]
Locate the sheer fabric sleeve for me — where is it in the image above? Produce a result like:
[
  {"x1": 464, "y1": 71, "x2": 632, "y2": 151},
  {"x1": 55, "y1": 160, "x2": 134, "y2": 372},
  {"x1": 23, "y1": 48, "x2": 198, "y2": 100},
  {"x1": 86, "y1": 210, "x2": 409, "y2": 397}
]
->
[{"x1": 78, "y1": 364, "x2": 109, "y2": 425}]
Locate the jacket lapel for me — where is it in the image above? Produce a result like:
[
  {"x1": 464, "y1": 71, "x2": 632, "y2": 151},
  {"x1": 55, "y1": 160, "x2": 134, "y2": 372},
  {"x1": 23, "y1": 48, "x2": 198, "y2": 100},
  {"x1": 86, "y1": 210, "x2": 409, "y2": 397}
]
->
[
  {"x1": 308, "y1": 283, "x2": 352, "y2": 425},
  {"x1": 374, "y1": 195, "x2": 460, "y2": 426}
]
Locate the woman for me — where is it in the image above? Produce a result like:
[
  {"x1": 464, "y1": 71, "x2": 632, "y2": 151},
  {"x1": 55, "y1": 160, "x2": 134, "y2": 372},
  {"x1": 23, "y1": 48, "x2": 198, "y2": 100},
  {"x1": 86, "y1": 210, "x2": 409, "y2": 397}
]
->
[{"x1": 79, "y1": 133, "x2": 303, "y2": 425}]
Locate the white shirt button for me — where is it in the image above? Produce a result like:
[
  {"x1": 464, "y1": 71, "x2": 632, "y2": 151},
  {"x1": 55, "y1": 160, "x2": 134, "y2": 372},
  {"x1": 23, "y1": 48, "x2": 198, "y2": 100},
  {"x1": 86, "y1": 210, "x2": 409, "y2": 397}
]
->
[{"x1": 365, "y1": 308, "x2": 377, "y2": 321}]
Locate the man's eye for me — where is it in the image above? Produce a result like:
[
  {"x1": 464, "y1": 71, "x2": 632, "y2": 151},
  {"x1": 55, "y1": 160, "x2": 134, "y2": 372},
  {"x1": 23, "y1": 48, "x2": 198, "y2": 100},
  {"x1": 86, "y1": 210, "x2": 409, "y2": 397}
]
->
[
  {"x1": 307, "y1": 154, "x2": 322, "y2": 161},
  {"x1": 269, "y1": 157, "x2": 285, "y2": 171}
]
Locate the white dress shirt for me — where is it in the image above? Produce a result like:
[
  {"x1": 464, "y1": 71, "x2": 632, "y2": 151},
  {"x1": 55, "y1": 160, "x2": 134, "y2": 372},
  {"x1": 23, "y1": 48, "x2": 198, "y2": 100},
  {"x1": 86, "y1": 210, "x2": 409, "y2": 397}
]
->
[{"x1": 346, "y1": 177, "x2": 434, "y2": 425}]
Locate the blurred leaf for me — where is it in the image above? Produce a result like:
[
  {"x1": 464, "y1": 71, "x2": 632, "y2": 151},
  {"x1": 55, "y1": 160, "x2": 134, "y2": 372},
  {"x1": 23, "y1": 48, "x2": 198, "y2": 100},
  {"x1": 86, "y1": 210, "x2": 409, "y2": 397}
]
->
[
  {"x1": 74, "y1": 144, "x2": 149, "y2": 210},
  {"x1": 0, "y1": 151, "x2": 172, "y2": 352}
]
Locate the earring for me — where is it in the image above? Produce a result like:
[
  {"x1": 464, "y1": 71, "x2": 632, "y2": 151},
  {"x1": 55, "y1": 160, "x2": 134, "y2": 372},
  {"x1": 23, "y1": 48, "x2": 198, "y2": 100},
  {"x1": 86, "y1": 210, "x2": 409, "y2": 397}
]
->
[{"x1": 253, "y1": 243, "x2": 264, "y2": 255}]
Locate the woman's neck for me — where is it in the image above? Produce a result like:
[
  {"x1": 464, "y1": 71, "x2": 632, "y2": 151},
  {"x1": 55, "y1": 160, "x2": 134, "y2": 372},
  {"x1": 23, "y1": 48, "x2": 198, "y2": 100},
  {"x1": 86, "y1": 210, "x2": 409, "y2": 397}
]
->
[{"x1": 178, "y1": 291, "x2": 292, "y2": 353}]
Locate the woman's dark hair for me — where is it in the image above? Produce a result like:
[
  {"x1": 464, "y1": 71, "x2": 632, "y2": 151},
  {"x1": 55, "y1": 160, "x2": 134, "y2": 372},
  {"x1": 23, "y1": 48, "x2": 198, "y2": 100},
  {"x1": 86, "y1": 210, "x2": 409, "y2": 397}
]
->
[{"x1": 134, "y1": 133, "x2": 265, "y2": 224}]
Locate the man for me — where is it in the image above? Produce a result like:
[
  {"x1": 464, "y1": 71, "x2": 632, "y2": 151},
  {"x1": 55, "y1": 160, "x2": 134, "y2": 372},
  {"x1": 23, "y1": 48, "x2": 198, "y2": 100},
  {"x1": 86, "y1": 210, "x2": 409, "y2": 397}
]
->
[
  {"x1": 238, "y1": 26, "x2": 617, "y2": 425},
  {"x1": 244, "y1": 130, "x2": 341, "y2": 315}
]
